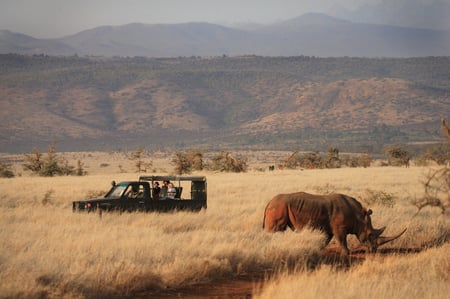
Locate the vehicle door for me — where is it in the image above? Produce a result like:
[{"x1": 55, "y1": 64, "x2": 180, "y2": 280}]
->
[{"x1": 121, "y1": 183, "x2": 147, "y2": 211}]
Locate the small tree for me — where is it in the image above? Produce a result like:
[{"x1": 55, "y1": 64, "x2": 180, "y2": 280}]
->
[
  {"x1": 209, "y1": 151, "x2": 247, "y2": 173},
  {"x1": 172, "y1": 151, "x2": 191, "y2": 175},
  {"x1": 60, "y1": 159, "x2": 75, "y2": 176},
  {"x1": 187, "y1": 149, "x2": 204, "y2": 171},
  {"x1": 23, "y1": 147, "x2": 43, "y2": 173},
  {"x1": 385, "y1": 146, "x2": 411, "y2": 167},
  {"x1": 75, "y1": 160, "x2": 86, "y2": 176},
  {"x1": 39, "y1": 142, "x2": 63, "y2": 176},
  {"x1": 325, "y1": 147, "x2": 340, "y2": 168},
  {"x1": 130, "y1": 147, "x2": 152, "y2": 173}
]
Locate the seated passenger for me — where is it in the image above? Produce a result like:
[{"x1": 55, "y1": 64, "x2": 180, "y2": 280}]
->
[
  {"x1": 160, "y1": 180, "x2": 169, "y2": 199},
  {"x1": 152, "y1": 182, "x2": 161, "y2": 200},
  {"x1": 167, "y1": 183, "x2": 176, "y2": 199}
]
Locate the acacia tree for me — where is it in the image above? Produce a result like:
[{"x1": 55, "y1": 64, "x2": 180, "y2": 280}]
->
[
  {"x1": 39, "y1": 142, "x2": 63, "y2": 176},
  {"x1": 23, "y1": 147, "x2": 43, "y2": 173},
  {"x1": 130, "y1": 147, "x2": 152, "y2": 173},
  {"x1": 385, "y1": 146, "x2": 411, "y2": 167}
]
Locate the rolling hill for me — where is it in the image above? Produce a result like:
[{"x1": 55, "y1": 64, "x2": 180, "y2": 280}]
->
[{"x1": 0, "y1": 54, "x2": 449, "y2": 153}]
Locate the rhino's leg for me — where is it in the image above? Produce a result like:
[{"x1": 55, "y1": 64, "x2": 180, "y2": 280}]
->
[
  {"x1": 321, "y1": 232, "x2": 333, "y2": 250},
  {"x1": 335, "y1": 233, "x2": 350, "y2": 256}
]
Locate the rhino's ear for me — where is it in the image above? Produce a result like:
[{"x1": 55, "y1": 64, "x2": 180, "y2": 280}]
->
[{"x1": 367, "y1": 209, "x2": 372, "y2": 216}]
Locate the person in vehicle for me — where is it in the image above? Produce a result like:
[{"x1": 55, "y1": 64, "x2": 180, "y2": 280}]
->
[
  {"x1": 160, "y1": 180, "x2": 169, "y2": 198},
  {"x1": 167, "y1": 183, "x2": 176, "y2": 199},
  {"x1": 125, "y1": 185, "x2": 139, "y2": 199},
  {"x1": 152, "y1": 182, "x2": 161, "y2": 200}
]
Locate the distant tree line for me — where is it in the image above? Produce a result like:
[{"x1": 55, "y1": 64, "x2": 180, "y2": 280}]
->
[{"x1": 21, "y1": 143, "x2": 86, "y2": 177}]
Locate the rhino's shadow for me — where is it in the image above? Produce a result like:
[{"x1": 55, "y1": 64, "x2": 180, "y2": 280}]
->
[{"x1": 309, "y1": 246, "x2": 425, "y2": 270}]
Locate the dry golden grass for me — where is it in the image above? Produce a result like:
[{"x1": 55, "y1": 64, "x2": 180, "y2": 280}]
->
[{"x1": 0, "y1": 154, "x2": 449, "y2": 298}]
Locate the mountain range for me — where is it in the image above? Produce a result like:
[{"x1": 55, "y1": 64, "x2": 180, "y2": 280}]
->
[
  {"x1": 1, "y1": 13, "x2": 450, "y2": 58},
  {"x1": 1, "y1": 54, "x2": 449, "y2": 153}
]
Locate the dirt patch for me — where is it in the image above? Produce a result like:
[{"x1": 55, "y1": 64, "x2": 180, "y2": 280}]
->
[
  {"x1": 132, "y1": 246, "x2": 424, "y2": 299},
  {"x1": 135, "y1": 272, "x2": 269, "y2": 299}
]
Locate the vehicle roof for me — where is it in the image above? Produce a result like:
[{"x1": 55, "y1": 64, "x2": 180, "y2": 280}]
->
[
  {"x1": 116, "y1": 181, "x2": 149, "y2": 185},
  {"x1": 139, "y1": 175, "x2": 206, "y2": 182}
]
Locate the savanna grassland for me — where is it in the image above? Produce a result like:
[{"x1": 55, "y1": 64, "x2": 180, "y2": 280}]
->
[{"x1": 0, "y1": 152, "x2": 449, "y2": 298}]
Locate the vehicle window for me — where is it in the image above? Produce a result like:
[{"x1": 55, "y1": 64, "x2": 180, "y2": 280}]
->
[{"x1": 110, "y1": 185, "x2": 126, "y2": 197}]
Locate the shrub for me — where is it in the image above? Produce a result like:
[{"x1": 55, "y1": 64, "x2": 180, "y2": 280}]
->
[
  {"x1": 362, "y1": 189, "x2": 396, "y2": 207},
  {"x1": 208, "y1": 151, "x2": 247, "y2": 173},
  {"x1": 172, "y1": 149, "x2": 204, "y2": 175},
  {"x1": 413, "y1": 167, "x2": 450, "y2": 214},
  {"x1": 0, "y1": 160, "x2": 14, "y2": 178},
  {"x1": 423, "y1": 143, "x2": 450, "y2": 166}
]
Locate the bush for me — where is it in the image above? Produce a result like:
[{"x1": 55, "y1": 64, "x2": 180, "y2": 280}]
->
[
  {"x1": 208, "y1": 151, "x2": 247, "y2": 173},
  {"x1": 423, "y1": 143, "x2": 450, "y2": 166},
  {"x1": 172, "y1": 149, "x2": 204, "y2": 175},
  {"x1": 0, "y1": 160, "x2": 14, "y2": 178},
  {"x1": 413, "y1": 167, "x2": 450, "y2": 214},
  {"x1": 362, "y1": 189, "x2": 396, "y2": 207}
]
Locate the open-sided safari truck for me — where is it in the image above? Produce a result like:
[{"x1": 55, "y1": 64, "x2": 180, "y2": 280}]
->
[{"x1": 72, "y1": 175, "x2": 207, "y2": 213}]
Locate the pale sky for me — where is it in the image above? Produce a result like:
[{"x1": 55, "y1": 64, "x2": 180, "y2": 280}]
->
[{"x1": 0, "y1": 0, "x2": 448, "y2": 38}]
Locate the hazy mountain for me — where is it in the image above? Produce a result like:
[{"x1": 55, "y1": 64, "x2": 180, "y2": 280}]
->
[
  {"x1": 334, "y1": 0, "x2": 450, "y2": 32},
  {"x1": 60, "y1": 22, "x2": 257, "y2": 57},
  {"x1": 251, "y1": 13, "x2": 450, "y2": 57},
  {"x1": 0, "y1": 30, "x2": 76, "y2": 55},
  {"x1": 1, "y1": 14, "x2": 449, "y2": 57}
]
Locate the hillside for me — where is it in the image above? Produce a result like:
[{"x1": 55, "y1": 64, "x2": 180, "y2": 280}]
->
[
  {"x1": 1, "y1": 13, "x2": 450, "y2": 58},
  {"x1": 0, "y1": 54, "x2": 449, "y2": 153}
]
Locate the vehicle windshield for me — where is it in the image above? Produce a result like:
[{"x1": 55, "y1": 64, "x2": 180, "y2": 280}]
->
[{"x1": 108, "y1": 183, "x2": 127, "y2": 197}]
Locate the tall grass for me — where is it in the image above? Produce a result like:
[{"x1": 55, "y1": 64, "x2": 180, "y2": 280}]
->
[{"x1": 0, "y1": 164, "x2": 448, "y2": 298}]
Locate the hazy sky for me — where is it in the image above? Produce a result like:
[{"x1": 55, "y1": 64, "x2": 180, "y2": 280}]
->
[{"x1": 0, "y1": 0, "x2": 448, "y2": 38}]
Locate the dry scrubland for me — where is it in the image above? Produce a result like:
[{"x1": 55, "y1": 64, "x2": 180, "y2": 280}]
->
[{"x1": 0, "y1": 152, "x2": 449, "y2": 298}]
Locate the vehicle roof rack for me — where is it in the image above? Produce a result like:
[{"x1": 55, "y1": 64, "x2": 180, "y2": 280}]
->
[{"x1": 139, "y1": 175, "x2": 206, "y2": 182}]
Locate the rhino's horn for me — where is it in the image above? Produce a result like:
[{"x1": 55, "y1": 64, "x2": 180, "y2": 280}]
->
[
  {"x1": 373, "y1": 226, "x2": 386, "y2": 238},
  {"x1": 376, "y1": 228, "x2": 407, "y2": 246}
]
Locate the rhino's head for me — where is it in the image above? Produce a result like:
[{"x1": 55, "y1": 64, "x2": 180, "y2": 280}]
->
[{"x1": 358, "y1": 209, "x2": 407, "y2": 253}]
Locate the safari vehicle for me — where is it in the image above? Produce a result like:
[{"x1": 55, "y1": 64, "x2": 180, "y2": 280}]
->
[{"x1": 72, "y1": 175, "x2": 207, "y2": 213}]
